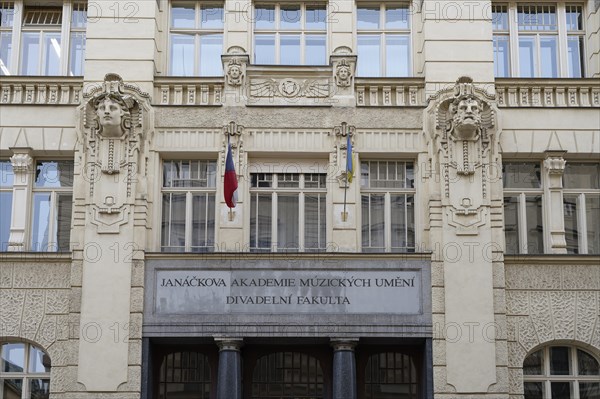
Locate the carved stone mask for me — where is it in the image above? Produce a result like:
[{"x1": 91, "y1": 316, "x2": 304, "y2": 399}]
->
[
  {"x1": 96, "y1": 97, "x2": 125, "y2": 137},
  {"x1": 452, "y1": 97, "x2": 482, "y2": 139},
  {"x1": 229, "y1": 65, "x2": 241, "y2": 79}
]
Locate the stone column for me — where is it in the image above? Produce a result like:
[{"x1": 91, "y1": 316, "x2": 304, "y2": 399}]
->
[
  {"x1": 7, "y1": 148, "x2": 33, "y2": 251},
  {"x1": 215, "y1": 338, "x2": 243, "y2": 399},
  {"x1": 544, "y1": 151, "x2": 568, "y2": 253},
  {"x1": 331, "y1": 339, "x2": 358, "y2": 399}
]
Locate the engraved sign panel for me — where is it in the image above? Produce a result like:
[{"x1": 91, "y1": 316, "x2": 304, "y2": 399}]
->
[{"x1": 154, "y1": 269, "x2": 421, "y2": 315}]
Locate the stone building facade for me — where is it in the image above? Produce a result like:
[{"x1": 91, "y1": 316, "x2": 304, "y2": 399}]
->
[{"x1": 0, "y1": 0, "x2": 599, "y2": 398}]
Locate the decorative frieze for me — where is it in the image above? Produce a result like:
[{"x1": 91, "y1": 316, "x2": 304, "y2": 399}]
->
[
  {"x1": 0, "y1": 78, "x2": 83, "y2": 105},
  {"x1": 154, "y1": 78, "x2": 224, "y2": 106},
  {"x1": 354, "y1": 78, "x2": 425, "y2": 107}
]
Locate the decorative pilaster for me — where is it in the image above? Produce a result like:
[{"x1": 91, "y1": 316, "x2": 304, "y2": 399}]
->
[
  {"x1": 330, "y1": 47, "x2": 357, "y2": 107},
  {"x1": 544, "y1": 150, "x2": 568, "y2": 253},
  {"x1": 215, "y1": 338, "x2": 243, "y2": 399},
  {"x1": 331, "y1": 339, "x2": 358, "y2": 399},
  {"x1": 7, "y1": 148, "x2": 33, "y2": 252}
]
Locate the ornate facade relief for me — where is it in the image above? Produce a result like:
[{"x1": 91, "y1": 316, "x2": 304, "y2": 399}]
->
[
  {"x1": 335, "y1": 59, "x2": 353, "y2": 87},
  {"x1": 77, "y1": 73, "x2": 152, "y2": 233},
  {"x1": 427, "y1": 76, "x2": 499, "y2": 235}
]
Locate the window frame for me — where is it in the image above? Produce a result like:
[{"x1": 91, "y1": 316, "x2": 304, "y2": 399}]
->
[
  {"x1": 359, "y1": 160, "x2": 415, "y2": 253},
  {"x1": 168, "y1": 1, "x2": 225, "y2": 76},
  {"x1": 1, "y1": 0, "x2": 87, "y2": 76},
  {"x1": 562, "y1": 162, "x2": 600, "y2": 255},
  {"x1": 252, "y1": 2, "x2": 328, "y2": 65},
  {"x1": 503, "y1": 161, "x2": 545, "y2": 255},
  {"x1": 493, "y1": 2, "x2": 587, "y2": 78},
  {"x1": 523, "y1": 345, "x2": 600, "y2": 399},
  {"x1": 29, "y1": 160, "x2": 74, "y2": 252},
  {"x1": 0, "y1": 341, "x2": 51, "y2": 399},
  {"x1": 160, "y1": 159, "x2": 218, "y2": 253},
  {"x1": 249, "y1": 172, "x2": 327, "y2": 252},
  {"x1": 356, "y1": 2, "x2": 412, "y2": 77}
]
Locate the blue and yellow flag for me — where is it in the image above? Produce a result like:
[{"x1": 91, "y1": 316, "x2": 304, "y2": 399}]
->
[{"x1": 346, "y1": 134, "x2": 353, "y2": 183}]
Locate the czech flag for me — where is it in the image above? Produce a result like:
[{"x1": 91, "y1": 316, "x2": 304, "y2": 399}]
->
[
  {"x1": 224, "y1": 137, "x2": 238, "y2": 208},
  {"x1": 346, "y1": 134, "x2": 354, "y2": 183}
]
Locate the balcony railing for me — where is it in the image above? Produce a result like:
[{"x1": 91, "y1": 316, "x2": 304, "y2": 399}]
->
[
  {"x1": 154, "y1": 77, "x2": 224, "y2": 106},
  {"x1": 495, "y1": 78, "x2": 600, "y2": 108},
  {"x1": 0, "y1": 76, "x2": 83, "y2": 105},
  {"x1": 354, "y1": 78, "x2": 426, "y2": 107}
]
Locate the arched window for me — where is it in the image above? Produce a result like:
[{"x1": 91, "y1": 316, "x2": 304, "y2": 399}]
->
[
  {"x1": 363, "y1": 352, "x2": 419, "y2": 399},
  {"x1": 251, "y1": 351, "x2": 324, "y2": 399},
  {"x1": 0, "y1": 342, "x2": 51, "y2": 399},
  {"x1": 523, "y1": 345, "x2": 600, "y2": 398},
  {"x1": 158, "y1": 351, "x2": 211, "y2": 399}
]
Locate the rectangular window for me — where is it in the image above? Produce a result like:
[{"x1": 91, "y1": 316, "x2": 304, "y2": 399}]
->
[
  {"x1": 563, "y1": 163, "x2": 600, "y2": 254},
  {"x1": 503, "y1": 162, "x2": 544, "y2": 254},
  {"x1": 493, "y1": 3, "x2": 585, "y2": 78},
  {"x1": 30, "y1": 161, "x2": 74, "y2": 252},
  {"x1": 0, "y1": 2, "x2": 14, "y2": 76},
  {"x1": 161, "y1": 160, "x2": 217, "y2": 252},
  {"x1": 169, "y1": 2, "x2": 224, "y2": 76},
  {"x1": 357, "y1": 4, "x2": 410, "y2": 77},
  {"x1": 254, "y1": 3, "x2": 327, "y2": 65},
  {"x1": 0, "y1": 161, "x2": 13, "y2": 251},
  {"x1": 69, "y1": 2, "x2": 87, "y2": 76},
  {"x1": 360, "y1": 161, "x2": 415, "y2": 252},
  {"x1": 250, "y1": 173, "x2": 326, "y2": 252}
]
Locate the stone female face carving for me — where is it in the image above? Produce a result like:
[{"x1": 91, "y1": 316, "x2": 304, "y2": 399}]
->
[{"x1": 96, "y1": 97, "x2": 126, "y2": 137}]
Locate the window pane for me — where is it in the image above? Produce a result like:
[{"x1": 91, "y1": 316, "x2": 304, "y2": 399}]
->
[
  {"x1": 365, "y1": 194, "x2": 385, "y2": 252},
  {"x1": 0, "y1": 161, "x2": 13, "y2": 187},
  {"x1": 550, "y1": 347, "x2": 571, "y2": 375},
  {"x1": 171, "y1": 4, "x2": 195, "y2": 28},
  {"x1": 524, "y1": 382, "x2": 544, "y2": 399},
  {"x1": 305, "y1": 194, "x2": 325, "y2": 251},
  {"x1": 586, "y1": 196, "x2": 600, "y2": 254},
  {"x1": 357, "y1": 35, "x2": 380, "y2": 77},
  {"x1": 494, "y1": 36, "x2": 510, "y2": 77},
  {"x1": 170, "y1": 33, "x2": 195, "y2": 76},
  {"x1": 255, "y1": 6, "x2": 275, "y2": 29},
  {"x1": 578, "y1": 349, "x2": 600, "y2": 375},
  {"x1": 0, "y1": 32, "x2": 12, "y2": 75},
  {"x1": 566, "y1": 6, "x2": 583, "y2": 31},
  {"x1": 2, "y1": 343, "x2": 25, "y2": 372},
  {"x1": 540, "y1": 36, "x2": 557, "y2": 78},
  {"x1": 30, "y1": 378, "x2": 50, "y2": 398},
  {"x1": 255, "y1": 34, "x2": 275, "y2": 64},
  {"x1": 551, "y1": 382, "x2": 571, "y2": 399},
  {"x1": 191, "y1": 193, "x2": 215, "y2": 251},
  {"x1": 306, "y1": 6, "x2": 326, "y2": 30},
  {"x1": 71, "y1": 3, "x2": 87, "y2": 29},
  {"x1": 580, "y1": 383, "x2": 600, "y2": 399},
  {"x1": 503, "y1": 163, "x2": 541, "y2": 189},
  {"x1": 492, "y1": 6, "x2": 508, "y2": 31},
  {"x1": 305, "y1": 35, "x2": 326, "y2": 65},
  {"x1": 280, "y1": 34, "x2": 300, "y2": 65},
  {"x1": 31, "y1": 193, "x2": 51, "y2": 251},
  {"x1": 200, "y1": 6, "x2": 223, "y2": 29},
  {"x1": 161, "y1": 193, "x2": 186, "y2": 251},
  {"x1": 0, "y1": 3, "x2": 15, "y2": 27},
  {"x1": 567, "y1": 37, "x2": 583, "y2": 78},
  {"x1": 519, "y1": 37, "x2": 536, "y2": 78},
  {"x1": 518, "y1": 5, "x2": 556, "y2": 31},
  {"x1": 43, "y1": 32, "x2": 61, "y2": 75},
  {"x1": 564, "y1": 163, "x2": 600, "y2": 189},
  {"x1": 278, "y1": 194, "x2": 299, "y2": 250},
  {"x1": 526, "y1": 195, "x2": 543, "y2": 254},
  {"x1": 200, "y1": 34, "x2": 222, "y2": 75},
  {"x1": 386, "y1": 35, "x2": 410, "y2": 77},
  {"x1": 1, "y1": 379, "x2": 23, "y2": 398},
  {"x1": 357, "y1": 7, "x2": 380, "y2": 30},
  {"x1": 564, "y1": 195, "x2": 579, "y2": 254},
  {"x1": 21, "y1": 32, "x2": 40, "y2": 75},
  {"x1": 69, "y1": 32, "x2": 85, "y2": 76},
  {"x1": 504, "y1": 196, "x2": 519, "y2": 254},
  {"x1": 386, "y1": 6, "x2": 408, "y2": 29},
  {"x1": 280, "y1": 5, "x2": 301, "y2": 29},
  {"x1": 35, "y1": 161, "x2": 74, "y2": 188},
  {"x1": 55, "y1": 194, "x2": 72, "y2": 251},
  {"x1": 251, "y1": 193, "x2": 272, "y2": 250},
  {"x1": 29, "y1": 345, "x2": 51, "y2": 373},
  {"x1": 391, "y1": 194, "x2": 406, "y2": 250},
  {"x1": 523, "y1": 350, "x2": 543, "y2": 375},
  {"x1": 0, "y1": 192, "x2": 12, "y2": 251}
]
